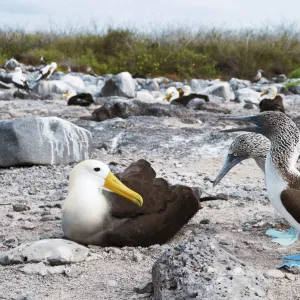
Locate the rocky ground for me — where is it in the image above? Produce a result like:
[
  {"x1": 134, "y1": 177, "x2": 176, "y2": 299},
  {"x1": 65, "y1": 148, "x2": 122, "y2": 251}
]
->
[{"x1": 0, "y1": 96, "x2": 299, "y2": 300}]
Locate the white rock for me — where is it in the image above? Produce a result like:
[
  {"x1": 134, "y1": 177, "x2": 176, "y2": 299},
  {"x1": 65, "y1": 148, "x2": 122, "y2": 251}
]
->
[
  {"x1": 33, "y1": 80, "x2": 72, "y2": 95},
  {"x1": 0, "y1": 239, "x2": 89, "y2": 265},
  {"x1": 135, "y1": 91, "x2": 155, "y2": 103},
  {"x1": 61, "y1": 74, "x2": 85, "y2": 91},
  {"x1": 0, "y1": 116, "x2": 92, "y2": 166},
  {"x1": 235, "y1": 88, "x2": 261, "y2": 104},
  {"x1": 203, "y1": 82, "x2": 233, "y2": 102},
  {"x1": 263, "y1": 269, "x2": 285, "y2": 279},
  {"x1": 102, "y1": 71, "x2": 135, "y2": 98}
]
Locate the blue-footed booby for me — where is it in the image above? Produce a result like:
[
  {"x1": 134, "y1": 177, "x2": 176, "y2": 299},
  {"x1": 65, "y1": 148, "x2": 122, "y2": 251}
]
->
[
  {"x1": 259, "y1": 86, "x2": 285, "y2": 114},
  {"x1": 164, "y1": 86, "x2": 209, "y2": 106},
  {"x1": 220, "y1": 111, "x2": 300, "y2": 268},
  {"x1": 62, "y1": 159, "x2": 200, "y2": 246},
  {"x1": 253, "y1": 69, "x2": 264, "y2": 83},
  {"x1": 213, "y1": 133, "x2": 299, "y2": 245},
  {"x1": 36, "y1": 62, "x2": 57, "y2": 82}
]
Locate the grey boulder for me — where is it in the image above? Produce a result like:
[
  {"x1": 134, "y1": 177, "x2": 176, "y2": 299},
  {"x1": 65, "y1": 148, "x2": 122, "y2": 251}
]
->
[
  {"x1": 0, "y1": 116, "x2": 92, "y2": 166},
  {"x1": 203, "y1": 82, "x2": 233, "y2": 102},
  {"x1": 33, "y1": 80, "x2": 72, "y2": 95},
  {"x1": 229, "y1": 78, "x2": 251, "y2": 91},
  {"x1": 0, "y1": 239, "x2": 89, "y2": 265},
  {"x1": 234, "y1": 88, "x2": 261, "y2": 104},
  {"x1": 152, "y1": 235, "x2": 269, "y2": 300},
  {"x1": 102, "y1": 71, "x2": 135, "y2": 98}
]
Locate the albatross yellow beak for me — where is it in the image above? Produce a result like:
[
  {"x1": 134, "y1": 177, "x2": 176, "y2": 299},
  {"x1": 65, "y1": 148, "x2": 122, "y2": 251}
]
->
[
  {"x1": 178, "y1": 88, "x2": 184, "y2": 96},
  {"x1": 62, "y1": 92, "x2": 70, "y2": 99},
  {"x1": 261, "y1": 90, "x2": 268, "y2": 97},
  {"x1": 104, "y1": 172, "x2": 143, "y2": 207},
  {"x1": 163, "y1": 93, "x2": 172, "y2": 101}
]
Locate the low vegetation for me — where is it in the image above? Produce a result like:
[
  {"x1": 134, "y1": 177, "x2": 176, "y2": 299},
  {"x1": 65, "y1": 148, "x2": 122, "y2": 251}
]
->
[{"x1": 1, "y1": 24, "x2": 300, "y2": 79}]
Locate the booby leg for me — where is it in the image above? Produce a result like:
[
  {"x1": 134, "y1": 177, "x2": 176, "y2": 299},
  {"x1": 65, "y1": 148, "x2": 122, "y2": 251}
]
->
[
  {"x1": 280, "y1": 254, "x2": 300, "y2": 269},
  {"x1": 265, "y1": 226, "x2": 299, "y2": 246}
]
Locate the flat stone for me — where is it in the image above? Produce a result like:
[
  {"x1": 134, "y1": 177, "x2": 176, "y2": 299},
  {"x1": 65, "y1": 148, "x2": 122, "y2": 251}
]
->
[
  {"x1": 134, "y1": 281, "x2": 154, "y2": 294},
  {"x1": 0, "y1": 116, "x2": 92, "y2": 167},
  {"x1": 263, "y1": 269, "x2": 285, "y2": 279},
  {"x1": 0, "y1": 239, "x2": 89, "y2": 265},
  {"x1": 20, "y1": 262, "x2": 66, "y2": 276}
]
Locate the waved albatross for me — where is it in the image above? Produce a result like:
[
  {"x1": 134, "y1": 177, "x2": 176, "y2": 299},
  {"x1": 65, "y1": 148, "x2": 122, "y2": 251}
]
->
[
  {"x1": 220, "y1": 111, "x2": 300, "y2": 268},
  {"x1": 62, "y1": 159, "x2": 200, "y2": 246},
  {"x1": 259, "y1": 86, "x2": 285, "y2": 114},
  {"x1": 164, "y1": 86, "x2": 209, "y2": 106},
  {"x1": 213, "y1": 133, "x2": 299, "y2": 245}
]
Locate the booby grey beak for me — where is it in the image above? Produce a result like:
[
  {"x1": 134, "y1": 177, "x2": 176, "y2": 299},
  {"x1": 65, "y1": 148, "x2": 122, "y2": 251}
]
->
[
  {"x1": 219, "y1": 115, "x2": 265, "y2": 134},
  {"x1": 213, "y1": 154, "x2": 245, "y2": 187}
]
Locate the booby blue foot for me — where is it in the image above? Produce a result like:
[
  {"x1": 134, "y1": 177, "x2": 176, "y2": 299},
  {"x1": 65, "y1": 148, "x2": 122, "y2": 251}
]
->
[
  {"x1": 280, "y1": 254, "x2": 300, "y2": 269},
  {"x1": 266, "y1": 226, "x2": 294, "y2": 238},
  {"x1": 266, "y1": 227, "x2": 299, "y2": 246}
]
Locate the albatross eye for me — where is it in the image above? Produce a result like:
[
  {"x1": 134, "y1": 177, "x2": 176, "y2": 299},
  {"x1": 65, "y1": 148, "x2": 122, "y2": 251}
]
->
[{"x1": 94, "y1": 167, "x2": 101, "y2": 172}]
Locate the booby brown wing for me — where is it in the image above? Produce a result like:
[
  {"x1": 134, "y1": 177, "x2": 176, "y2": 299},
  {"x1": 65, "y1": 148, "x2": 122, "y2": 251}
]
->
[
  {"x1": 259, "y1": 96, "x2": 285, "y2": 114},
  {"x1": 102, "y1": 159, "x2": 200, "y2": 246},
  {"x1": 281, "y1": 189, "x2": 300, "y2": 223},
  {"x1": 171, "y1": 93, "x2": 209, "y2": 106}
]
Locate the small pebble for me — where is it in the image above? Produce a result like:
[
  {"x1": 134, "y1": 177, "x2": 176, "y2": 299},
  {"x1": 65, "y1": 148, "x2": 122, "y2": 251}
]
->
[
  {"x1": 263, "y1": 269, "x2": 285, "y2": 279},
  {"x1": 40, "y1": 215, "x2": 56, "y2": 222},
  {"x1": 285, "y1": 273, "x2": 296, "y2": 281},
  {"x1": 107, "y1": 280, "x2": 118, "y2": 287},
  {"x1": 13, "y1": 204, "x2": 30, "y2": 212},
  {"x1": 22, "y1": 222, "x2": 35, "y2": 230}
]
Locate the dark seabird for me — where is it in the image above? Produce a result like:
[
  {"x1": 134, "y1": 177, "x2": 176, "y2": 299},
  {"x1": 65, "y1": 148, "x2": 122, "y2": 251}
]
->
[
  {"x1": 213, "y1": 133, "x2": 299, "y2": 245},
  {"x1": 259, "y1": 86, "x2": 285, "y2": 114},
  {"x1": 12, "y1": 67, "x2": 31, "y2": 92},
  {"x1": 35, "y1": 62, "x2": 57, "y2": 82},
  {"x1": 62, "y1": 159, "x2": 200, "y2": 246},
  {"x1": 63, "y1": 91, "x2": 95, "y2": 107},
  {"x1": 164, "y1": 86, "x2": 209, "y2": 106},
  {"x1": 252, "y1": 69, "x2": 264, "y2": 83},
  {"x1": 220, "y1": 111, "x2": 300, "y2": 268}
]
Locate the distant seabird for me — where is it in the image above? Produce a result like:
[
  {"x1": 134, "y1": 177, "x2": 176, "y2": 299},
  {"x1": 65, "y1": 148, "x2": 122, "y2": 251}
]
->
[
  {"x1": 220, "y1": 111, "x2": 300, "y2": 268},
  {"x1": 62, "y1": 159, "x2": 200, "y2": 246},
  {"x1": 259, "y1": 86, "x2": 285, "y2": 114},
  {"x1": 4, "y1": 58, "x2": 19, "y2": 72},
  {"x1": 12, "y1": 67, "x2": 31, "y2": 92},
  {"x1": 62, "y1": 91, "x2": 95, "y2": 107},
  {"x1": 40, "y1": 55, "x2": 47, "y2": 65},
  {"x1": 253, "y1": 69, "x2": 264, "y2": 83},
  {"x1": 164, "y1": 86, "x2": 209, "y2": 106},
  {"x1": 35, "y1": 62, "x2": 57, "y2": 82},
  {"x1": 213, "y1": 133, "x2": 299, "y2": 246}
]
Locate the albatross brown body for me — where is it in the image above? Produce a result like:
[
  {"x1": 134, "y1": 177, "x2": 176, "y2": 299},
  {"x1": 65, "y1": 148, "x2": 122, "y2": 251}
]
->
[
  {"x1": 259, "y1": 96, "x2": 285, "y2": 114},
  {"x1": 101, "y1": 159, "x2": 200, "y2": 246},
  {"x1": 171, "y1": 93, "x2": 210, "y2": 106}
]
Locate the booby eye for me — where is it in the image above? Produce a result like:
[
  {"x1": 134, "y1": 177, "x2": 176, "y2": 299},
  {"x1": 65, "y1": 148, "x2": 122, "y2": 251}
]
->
[
  {"x1": 233, "y1": 153, "x2": 238, "y2": 157},
  {"x1": 94, "y1": 167, "x2": 101, "y2": 172}
]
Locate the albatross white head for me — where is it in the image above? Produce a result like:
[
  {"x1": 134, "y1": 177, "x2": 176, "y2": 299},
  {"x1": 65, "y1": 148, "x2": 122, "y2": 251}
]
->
[
  {"x1": 261, "y1": 86, "x2": 277, "y2": 100},
  {"x1": 62, "y1": 160, "x2": 143, "y2": 243},
  {"x1": 163, "y1": 87, "x2": 179, "y2": 102},
  {"x1": 178, "y1": 85, "x2": 192, "y2": 96}
]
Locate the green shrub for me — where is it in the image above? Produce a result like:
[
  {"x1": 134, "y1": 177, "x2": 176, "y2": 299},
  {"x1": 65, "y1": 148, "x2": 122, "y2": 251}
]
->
[{"x1": 289, "y1": 68, "x2": 300, "y2": 79}]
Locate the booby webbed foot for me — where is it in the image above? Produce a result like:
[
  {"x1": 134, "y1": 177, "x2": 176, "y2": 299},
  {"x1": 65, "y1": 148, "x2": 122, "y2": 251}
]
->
[
  {"x1": 280, "y1": 254, "x2": 300, "y2": 269},
  {"x1": 266, "y1": 227, "x2": 299, "y2": 246}
]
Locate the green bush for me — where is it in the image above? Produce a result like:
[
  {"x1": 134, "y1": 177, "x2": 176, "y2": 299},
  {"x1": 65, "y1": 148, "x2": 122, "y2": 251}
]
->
[
  {"x1": 289, "y1": 68, "x2": 300, "y2": 79},
  {"x1": 1, "y1": 24, "x2": 300, "y2": 79}
]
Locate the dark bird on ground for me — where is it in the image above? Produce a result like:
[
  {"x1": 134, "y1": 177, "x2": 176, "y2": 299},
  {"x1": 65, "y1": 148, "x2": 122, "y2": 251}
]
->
[
  {"x1": 63, "y1": 91, "x2": 95, "y2": 107},
  {"x1": 164, "y1": 86, "x2": 209, "y2": 106},
  {"x1": 259, "y1": 86, "x2": 285, "y2": 114},
  {"x1": 62, "y1": 159, "x2": 200, "y2": 247}
]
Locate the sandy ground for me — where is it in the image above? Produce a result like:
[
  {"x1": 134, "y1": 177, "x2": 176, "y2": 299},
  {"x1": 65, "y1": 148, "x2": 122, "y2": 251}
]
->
[{"x1": 0, "y1": 99, "x2": 299, "y2": 300}]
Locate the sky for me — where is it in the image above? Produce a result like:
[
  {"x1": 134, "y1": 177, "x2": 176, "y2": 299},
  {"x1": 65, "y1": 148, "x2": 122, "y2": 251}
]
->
[{"x1": 0, "y1": 0, "x2": 299, "y2": 32}]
